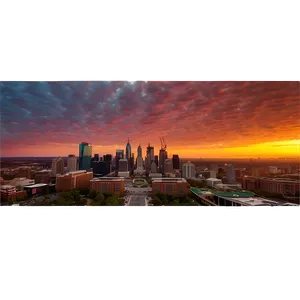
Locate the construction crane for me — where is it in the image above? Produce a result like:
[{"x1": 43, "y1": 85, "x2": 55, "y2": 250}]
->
[{"x1": 160, "y1": 137, "x2": 167, "y2": 150}]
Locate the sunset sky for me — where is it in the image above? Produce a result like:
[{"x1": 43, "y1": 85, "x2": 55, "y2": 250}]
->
[{"x1": 0, "y1": 81, "x2": 299, "y2": 158}]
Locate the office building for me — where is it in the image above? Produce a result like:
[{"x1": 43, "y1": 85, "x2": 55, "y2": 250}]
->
[
  {"x1": 119, "y1": 159, "x2": 128, "y2": 172},
  {"x1": 126, "y1": 138, "x2": 132, "y2": 160},
  {"x1": 159, "y1": 149, "x2": 167, "y2": 173},
  {"x1": 137, "y1": 145, "x2": 142, "y2": 158},
  {"x1": 51, "y1": 157, "x2": 64, "y2": 176},
  {"x1": 35, "y1": 170, "x2": 51, "y2": 184},
  {"x1": 241, "y1": 176, "x2": 258, "y2": 191},
  {"x1": 79, "y1": 142, "x2": 92, "y2": 171},
  {"x1": 154, "y1": 155, "x2": 159, "y2": 167},
  {"x1": 172, "y1": 155, "x2": 180, "y2": 170},
  {"x1": 268, "y1": 166, "x2": 278, "y2": 174},
  {"x1": 8, "y1": 177, "x2": 35, "y2": 188},
  {"x1": 92, "y1": 154, "x2": 100, "y2": 162},
  {"x1": 206, "y1": 178, "x2": 222, "y2": 187},
  {"x1": 56, "y1": 170, "x2": 93, "y2": 192},
  {"x1": 199, "y1": 170, "x2": 217, "y2": 179},
  {"x1": 67, "y1": 155, "x2": 78, "y2": 172},
  {"x1": 151, "y1": 161, "x2": 158, "y2": 173},
  {"x1": 182, "y1": 161, "x2": 195, "y2": 178},
  {"x1": 152, "y1": 178, "x2": 188, "y2": 196},
  {"x1": 17, "y1": 167, "x2": 31, "y2": 179},
  {"x1": 135, "y1": 156, "x2": 144, "y2": 175},
  {"x1": 90, "y1": 177, "x2": 125, "y2": 195},
  {"x1": 225, "y1": 164, "x2": 236, "y2": 184},
  {"x1": 92, "y1": 161, "x2": 110, "y2": 177},
  {"x1": 116, "y1": 149, "x2": 124, "y2": 159},
  {"x1": 164, "y1": 159, "x2": 174, "y2": 174}
]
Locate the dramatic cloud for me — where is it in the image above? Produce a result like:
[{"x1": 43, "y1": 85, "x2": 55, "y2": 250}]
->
[{"x1": 0, "y1": 81, "x2": 299, "y2": 158}]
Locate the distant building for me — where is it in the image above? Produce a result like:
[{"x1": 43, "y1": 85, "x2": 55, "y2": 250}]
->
[
  {"x1": 242, "y1": 176, "x2": 258, "y2": 191},
  {"x1": 152, "y1": 178, "x2": 188, "y2": 196},
  {"x1": 199, "y1": 170, "x2": 217, "y2": 179},
  {"x1": 154, "y1": 155, "x2": 159, "y2": 167},
  {"x1": 182, "y1": 161, "x2": 195, "y2": 178},
  {"x1": 90, "y1": 177, "x2": 125, "y2": 195},
  {"x1": 35, "y1": 170, "x2": 51, "y2": 184},
  {"x1": 52, "y1": 157, "x2": 65, "y2": 176},
  {"x1": 1, "y1": 185, "x2": 17, "y2": 202},
  {"x1": 79, "y1": 142, "x2": 92, "y2": 171},
  {"x1": 92, "y1": 154, "x2": 100, "y2": 162},
  {"x1": 8, "y1": 177, "x2": 35, "y2": 188},
  {"x1": 137, "y1": 145, "x2": 142, "y2": 158},
  {"x1": 151, "y1": 161, "x2": 158, "y2": 173},
  {"x1": 159, "y1": 149, "x2": 167, "y2": 173},
  {"x1": 67, "y1": 155, "x2": 78, "y2": 172},
  {"x1": 225, "y1": 164, "x2": 236, "y2": 184},
  {"x1": 23, "y1": 183, "x2": 49, "y2": 197},
  {"x1": 92, "y1": 161, "x2": 110, "y2": 177},
  {"x1": 164, "y1": 159, "x2": 174, "y2": 174},
  {"x1": 135, "y1": 156, "x2": 144, "y2": 175},
  {"x1": 17, "y1": 167, "x2": 31, "y2": 179},
  {"x1": 119, "y1": 159, "x2": 128, "y2": 172},
  {"x1": 116, "y1": 149, "x2": 124, "y2": 159},
  {"x1": 172, "y1": 155, "x2": 180, "y2": 170},
  {"x1": 206, "y1": 178, "x2": 222, "y2": 187},
  {"x1": 56, "y1": 170, "x2": 93, "y2": 192}
]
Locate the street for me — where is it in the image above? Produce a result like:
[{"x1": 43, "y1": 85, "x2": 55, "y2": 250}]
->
[{"x1": 128, "y1": 195, "x2": 147, "y2": 206}]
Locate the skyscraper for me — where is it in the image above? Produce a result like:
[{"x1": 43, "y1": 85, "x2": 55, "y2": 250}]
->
[
  {"x1": 67, "y1": 154, "x2": 78, "y2": 172},
  {"x1": 79, "y1": 142, "x2": 92, "y2": 171},
  {"x1": 126, "y1": 138, "x2": 132, "y2": 160},
  {"x1": 154, "y1": 155, "x2": 159, "y2": 167},
  {"x1": 137, "y1": 144, "x2": 142, "y2": 158},
  {"x1": 164, "y1": 159, "x2": 174, "y2": 174},
  {"x1": 119, "y1": 159, "x2": 128, "y2": 172},
  {"x1": 159, "y1": 149, "x2": 167, "y2": 173},
  {"x1": 116, "y1": 150, "x2": 124, "y2": 159},
  {"x1": 182, "y1": 161, "x2": 195, "y2": 178},
  {"x1": 172, "y1": 155, "x2": 180, "y2": 170},
  {"x1": 51, "y1": 157, "x2": 65, "y2": 176},
  {"x1": 225, "y1": 164, "x2": 236, "y2": 184}
]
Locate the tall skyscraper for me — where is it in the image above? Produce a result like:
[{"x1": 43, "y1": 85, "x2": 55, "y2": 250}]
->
[
  {"x1": 92, "y1": 154, "x2": 100, "y2": 162},
  {"x1": 119, "y1": 159, "x2": 128, "y2": 172},
  {"x1": 67, "y1": 154, "x2": 78, "y2": 172},
  {"x1": 225, "y1": 164, "x2": 236, "y2": 184},
  {"x1": 164, "y1": 159, "x2": 174, "y2": 174},
  {"x1": 137, "y1": 145, "x2": 142, "y2": 158},
  {"x1": 52, "y1": 157, "x2": 65, "y2": 176},
  {"x1": 182, "y1": 161, "x2": 195, "y2": 178},
  {"x1": 79, "y1": 142, "x2": 92, "y2": 171},
  {"x1": 151, "y1": 161, "x2": 158, "y2": 173},
  {"x1": 116, "y1": 150, "x2": 124, "y2": 159},
  {"x1": 172, "y1": 155, "x2": 180, "y2": 170},
  {"x1": 136, "y1": 156, "x2": 144, "y2": 174},
  {"x1": 159, "y1": 149, "x2": 167, "y2": 173},
  {"x1": 154, "y1": 155, "x2": 159, "y2": 167},
  {"x1": 126, "y1": 138, "x2": 132, "y2": 160}
]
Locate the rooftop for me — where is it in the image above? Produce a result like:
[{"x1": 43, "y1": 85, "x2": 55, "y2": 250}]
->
[
  {"x1": 0, "y1": 185, "x2": 16, "y2": 189},
  {"x1": 223, "y1": 196, "x2": 298, "y2": 206},
  {"x1": 91, "y1": 177, "x2": 124, "y2": 182},
  {"x1": 213, "y1": 191, "x2": 255, "y2": 198},
  {"x1": 152, "y1": 178, "x2": 187, "y2": 183},
  {"x1": 206, "y1": 178, "x2": 222, "y2": 181},
  {"x1": 23, "y1": 183, "x2": 48, "y2": 188},
  {"x1": 260, "y1": 177, "x2": 300, "y2": 183},
  {"x1": 190, "y1": 187, "x2": 213, "y2": 195}
]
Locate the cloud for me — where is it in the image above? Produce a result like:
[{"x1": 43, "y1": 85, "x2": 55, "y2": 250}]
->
[{"x1": 0, "y1": 81, "x2": 299, "y2": 157}]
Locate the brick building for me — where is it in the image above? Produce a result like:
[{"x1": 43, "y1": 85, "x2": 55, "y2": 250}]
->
[
  {"x1": 152, "y1": 178, "x2": 188, "y2": 196},
  {"x1": 56, "y1": 170, "x2": 93, "y2": 192},
  {"x1": 90, "y1": 177, "x2": 125, "y2": 194}
]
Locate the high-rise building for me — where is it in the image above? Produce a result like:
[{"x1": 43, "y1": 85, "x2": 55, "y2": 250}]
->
[
  {"x1": 79, "y1": 142, "x2": 92, "y2": 171},
  {"x1": 116, "y1": 149, "x2": 124, "y2": 159},
  {"x1": 172, "y1": 155, "x2": 180, "y2": 170},
  {"x1": 159, "y1": 149, "x2": 167, "y2": 173},
  {"x1": 119, "y1": 159, "x2": 128, "y2": 172},
  {"x1": 182, "y1": 161, "x2": 195, "y2": 178},
  {"x1": 126, "y1": 138, "x2": 132, "y2": 160},
  {"x1": 137, "y1": 145, "x2": 142, "y2": 158},
  {"x1": 151, "y1": 161, "x2": 158, "y2": 173},
  {"x1": 92, "y1": 161, "x2": 110, "y2": 177},
  {"x1": 67, "y1": 154, "x2": 78, "y2": 172},
  {"x1": 35, "y1": 170, "x2": 51, "y2": 184},
  {"x1": 51, "y1": 157, "x2": 65, "y2": 176},
  {"x1": 164, "y1": 159, "x2": 174, "y2": 174},
  {"x1": 154, "y1": 155, "x2": 159, "y2": 167},
  {"x1": 92, "y1": 154, "x2": 100, "y2": 162},
  {"x1": 135, "y1": 156, "x2": 144, "y2": 174},
  {"x1": 225, "y1": 164, "x2": 236, "y2": 184}
]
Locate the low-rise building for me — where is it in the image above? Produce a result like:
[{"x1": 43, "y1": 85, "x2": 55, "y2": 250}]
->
[
  {"x1": 17, "y1": 167, "x2": 32, "y2": 179},
  {"x1": 90, "y1": 177, "x2": 125, "y2": 194},
  {"x1": 0, "y1": 185, "x2": 17, "y2": 202},
  {"x1": 23, "y1": 183, "x2": 49, "y2": 197},
  {"x1": 35, "y1": 170, "x2": 51, "y2": 184},
  {"x1": 56, "y1": 170, "x2": 93, "y2": 192},
  {"x1": 206, "y1": 178, "x2": 222, "y2": 187},
  {"x1": 152, "y1": 178, "x2": 188, "y2": 196},
  {"x1": 8, "y1": 177, "x2": 35, "y2": 188}
]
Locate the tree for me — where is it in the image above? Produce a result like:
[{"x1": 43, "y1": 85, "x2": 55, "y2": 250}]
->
[
  {"x1": 149, "y1": 198, "x2": 162, "y2": 206},
  {"x1": 103, "y1": 192, "x2": 113, "y2": 199},
  {"x1": 88, "y1": 190, "x2": 98, "y2": 199},
  {"x1": 79, "y1": 188, "x2": 89, "y2": 196},
  {"x1": 93, "y1": 193, "x2": 105, "y2": 206},
  {"x1": 106, "y1": 196, "x2": 121, "y2": 206}
]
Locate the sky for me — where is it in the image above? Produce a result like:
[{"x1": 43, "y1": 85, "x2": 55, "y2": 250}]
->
[{"x1": 0, "y1": 81, "x2": 299, "y2": 159}]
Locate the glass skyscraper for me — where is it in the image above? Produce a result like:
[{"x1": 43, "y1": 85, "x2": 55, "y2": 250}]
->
[{"x1": 79, "y1": 142, "x2": 92, "y2": 171}]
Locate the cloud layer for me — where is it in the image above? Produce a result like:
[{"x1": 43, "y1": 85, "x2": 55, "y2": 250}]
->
[{"x1": 0, "y1": 81, "x2": 299, "y2": 157}]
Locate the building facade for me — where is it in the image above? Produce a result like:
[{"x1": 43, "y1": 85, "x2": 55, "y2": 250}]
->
[
  {"x1": 119, "y1": 159, "x2": 128, "y2": 172},
  {"x1": 92, "y1": 161, "x2": 110, "y2": 177},
  {"x1": 52, "y1": 157, "x2": 65, "y2": 176},
  {"x1": 182, "y1": 161, "x2": 195, "y2": 179},
  {"x1": 56, "y1": 170, "x2": 93, "y2": 192},
  {"x1": 67, "y1": 154, "x2": 78, "y2": 172},
  {"x1": 17, "y1": 167, "x2": 31, "y2": 179},
  {"x1": 79, "y1": 142, "x2": 92, "y2": 171},
  {"x1": 90, "y1": 177, "x2": 125, "y2": 194},
  {"x1": 164, "y1": 159, "x2": 174, "y2": 174},
  {"x1": 152, "y1": 178, "x2": 188, "y2": 196},
  {"x1": 225, "y1": 164, "x2": 236, "y2": 184},
  {"x1": 172, "y1": 155, "x2": 180, "y2": 170},
  {"x1": 35, "y1": 170, "x2": 51, "y2": 184}
]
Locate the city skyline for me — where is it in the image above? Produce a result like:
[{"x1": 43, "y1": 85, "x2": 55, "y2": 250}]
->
[{"x1": 1, "y1": 81, "x2": 299, "y2": 158}]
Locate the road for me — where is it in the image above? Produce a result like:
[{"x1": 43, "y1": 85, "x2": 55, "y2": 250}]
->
[{"x1": 128, "y1": 195, "x2": 148, "y2": 206}]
